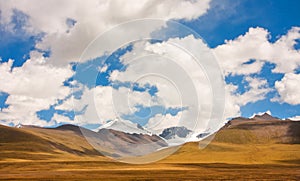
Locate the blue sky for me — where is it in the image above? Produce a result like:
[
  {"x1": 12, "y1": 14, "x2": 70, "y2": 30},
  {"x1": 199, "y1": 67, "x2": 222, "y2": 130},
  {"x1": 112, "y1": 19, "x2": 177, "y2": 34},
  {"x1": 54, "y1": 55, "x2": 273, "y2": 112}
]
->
[
  {"x1": 180, "y1": 0, "x2": 300, "y2": 48},
  {"x1": 0, "y1": 10, "x2": 36, "y2": 67},
  {"x1": 0, "y1": 0, "x2": 300, "y2": 129}
]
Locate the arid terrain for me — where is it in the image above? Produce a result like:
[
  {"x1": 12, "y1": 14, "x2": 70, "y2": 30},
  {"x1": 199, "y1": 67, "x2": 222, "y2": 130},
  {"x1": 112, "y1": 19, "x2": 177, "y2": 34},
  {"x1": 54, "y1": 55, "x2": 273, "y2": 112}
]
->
[{"x1": 0, "y1": 114, "x2": 299, "y2": 180}]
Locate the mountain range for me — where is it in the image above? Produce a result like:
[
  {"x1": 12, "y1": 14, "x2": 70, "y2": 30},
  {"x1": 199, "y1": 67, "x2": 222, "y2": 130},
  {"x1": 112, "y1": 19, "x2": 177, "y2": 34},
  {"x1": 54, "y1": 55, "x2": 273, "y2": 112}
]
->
[
  {"x1": 1, "y1": 113, "x2": 300, "y2": 180},
  {"x1": 0, "y1": 113, "x2": 299, "y2": 161},
  {"x1": 97, "y1": 118, "x2": 196, "y2": 145}
]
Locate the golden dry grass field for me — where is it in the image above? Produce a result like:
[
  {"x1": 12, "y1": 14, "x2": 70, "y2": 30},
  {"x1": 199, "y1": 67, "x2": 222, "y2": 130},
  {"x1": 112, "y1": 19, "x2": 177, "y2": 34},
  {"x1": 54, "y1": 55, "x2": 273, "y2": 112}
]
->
[{"x1": 0, "y1": 118, "x2": 299, "y2": 180}]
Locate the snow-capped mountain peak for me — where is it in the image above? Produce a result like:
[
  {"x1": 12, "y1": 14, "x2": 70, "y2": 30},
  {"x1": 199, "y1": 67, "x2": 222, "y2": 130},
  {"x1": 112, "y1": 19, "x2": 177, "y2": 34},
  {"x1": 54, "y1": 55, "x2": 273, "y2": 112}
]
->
[
  {"x1": 98, "y1": 119, "x2": 150, "y2": 135},
  {"x1": 159, "y1": 126, "x2": 192, "y2": 140},
  {"x1": 15, "y1": 123, "x2": 23, "y2": 128}
]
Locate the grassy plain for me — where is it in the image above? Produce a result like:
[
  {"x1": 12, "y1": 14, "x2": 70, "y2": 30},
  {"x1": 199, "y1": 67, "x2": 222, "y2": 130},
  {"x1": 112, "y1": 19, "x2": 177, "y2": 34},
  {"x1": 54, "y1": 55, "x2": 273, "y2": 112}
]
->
[{"x1": 0, "y1": 120, "x2": 299, "y2": 180}]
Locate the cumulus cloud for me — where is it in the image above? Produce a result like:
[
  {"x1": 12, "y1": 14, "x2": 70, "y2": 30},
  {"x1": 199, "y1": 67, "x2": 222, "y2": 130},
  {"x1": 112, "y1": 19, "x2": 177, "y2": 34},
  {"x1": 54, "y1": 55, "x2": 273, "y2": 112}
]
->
[
  {"x1": 0, "y1": 95, "x2": 55, "y2": 127},
  {"x1": 274, "y1": 73, "x2": 300, "y2": 105},
  {"x1": 110, "y1": 33, "x2": 276, "y2": 131},
  {"x1": 224, "y1": 76, "x2": 271, "y2": 119},
  {"x1": 51, "y1": 113, "x2": 73, "y2": 125},
  {"x1": 56, "y1": 86, "x2": 116, "y2": 125},
  {"x1": 0, "y1": 56, "x2": 72, "y2": 99},
  {"x1": 213, "y1": 26, "x2": 300, "y2": 112},
  {"x1": 234, "y1": 76, "x2": 271, "y2": 105},
  {"x1": 118, "y1": 34, "x2": 279, "y2": 128},
  {"x1": 57, "y1": 84, "x2": 156, "y2": 125},
  {"x1": 214, "y1": 27, "x2": 300, "y2": 75},
  {"x1": 145, "y1": 111, "x2": 183, "y2": 134},
  {"x1": 0, "y1": 0, "x2": 212, "y2": 127},
  {"x1": 109, "y1": 35, "x2": 227, "y2": 133},
  {"x1": 0, "y1": 0, "x2": 211, "y2": 66},
  {"x1": 0, "y1": 54, "x2": 73, "y2": 126}
]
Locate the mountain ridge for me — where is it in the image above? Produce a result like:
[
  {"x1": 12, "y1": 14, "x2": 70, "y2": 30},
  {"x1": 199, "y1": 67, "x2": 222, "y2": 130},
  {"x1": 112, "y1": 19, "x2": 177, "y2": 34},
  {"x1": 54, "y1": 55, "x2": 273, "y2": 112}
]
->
[{"x1": 1, "y1": 112, "x2": 299, "y2": 160}]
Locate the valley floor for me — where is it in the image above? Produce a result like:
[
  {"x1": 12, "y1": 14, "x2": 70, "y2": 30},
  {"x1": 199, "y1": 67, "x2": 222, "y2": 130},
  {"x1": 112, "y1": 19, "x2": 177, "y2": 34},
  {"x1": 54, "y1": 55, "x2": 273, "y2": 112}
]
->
[
  {"x1": 1, "y1": 119, "x2": 299, "y2": 180},
  {"x1": 0, "y1": 160, "x2": 299, "y2": 180}
]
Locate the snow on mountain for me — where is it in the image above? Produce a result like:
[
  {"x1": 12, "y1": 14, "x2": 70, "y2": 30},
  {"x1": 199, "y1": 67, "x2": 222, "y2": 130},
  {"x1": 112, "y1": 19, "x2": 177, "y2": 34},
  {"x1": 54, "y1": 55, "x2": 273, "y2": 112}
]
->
[
  {"x1": 15, "y1": 123, "x2": 23, "y2": 128},
  {"x1": 99, "y1": 120, "x2": 213, "y2": 145},
  {"x1": 242, "y1": 112, "x2": 280, "y2": 121},
  {"x1": 196, "y1": 132, "x2": 210, "y2": 139},
  {"x1": 98, "y1": 119, "x2": 151, "y2": 135},
  {"x1": 250, "y1": 111, "x2": 273, "y2": 119},
  {"x1": 158, "y1": 126, "x2": 194, "y2": 145},
  {"x1": 159, "y1": 126, "x2": 192, "y2": 140}
]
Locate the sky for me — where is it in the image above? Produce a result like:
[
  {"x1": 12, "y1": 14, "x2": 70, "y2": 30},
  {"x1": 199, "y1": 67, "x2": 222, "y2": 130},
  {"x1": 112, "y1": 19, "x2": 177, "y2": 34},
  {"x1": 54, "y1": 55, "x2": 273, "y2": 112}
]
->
[{"x1": 0, "y1": 0, "x2": 300, "y2": 132}]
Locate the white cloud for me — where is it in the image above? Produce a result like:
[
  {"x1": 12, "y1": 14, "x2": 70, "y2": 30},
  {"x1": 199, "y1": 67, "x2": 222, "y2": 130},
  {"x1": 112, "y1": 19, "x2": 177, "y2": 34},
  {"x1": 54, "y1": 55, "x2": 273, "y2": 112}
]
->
[
  {"x1": 274, "y1": 73, "x2": 300, "y2": 105},
  {"x1": 214, "y1": 27, "x2": 300, "y2": 75},
  {"x1": 0, "y1": 55, "x2": 73, "y2": 126},
  {"x1": 59, "y1": 86, "x2": 116, "y2": 125},
  {"x1": 59, "y1": 33, "x2": 224, "y2": 131},
  {"x1": 223, "y1": 84, "x2": 241, "y2": 119},
  {"x1": 58, "y1": 84, "x2": 156, "y2": 125},
  {"x1": 0, "y1": 95, "x2": 56, "y2": 127},
  {"x1": 114, "y1": 34, "x2": 275, "y2": 131},
  {"x1": 236, "y1": 76, "x2": 271, "y2": 105},
  {"x1": 0, "y1": 0, "x2": 211, "y2": 32},
  {"x1": 0, "y1": 0, "x2": 212, "y2": 126},
  {"x1": 98, "y1": 64, "x2": 108, "y2": 73},
  {"x1": 117, "y1": 36, "x2": 216, "y2": 108},
  {"x1": 112, "y1": 86, "x2": 157, "y2": 116},
  {"x1": 0, "y1": 0, "x2": 211, "y2": 66},
  {"x1": 51, "y1": 113, "x2": 73, "y2": 124},
  {"x1": 224, "y1": 76, "x2": 271, "y2": 119},
  {"x1": 0, "y1": 58, "x2": 72, "y2": 99},
  {"x1": 110, "y1": 35, "x2": 226, "y2": 133},
  {"x1": 145, "y1": 111, "x2": 183, "y2": 134},
  {"x1": 212, "y1": 26, "x2": 300, "y2": 113}
]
